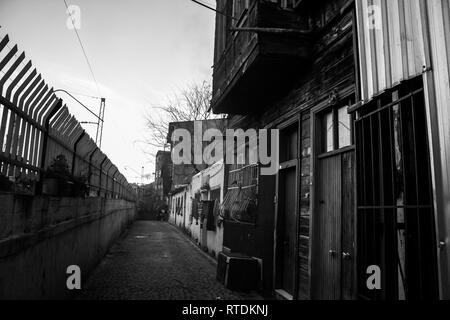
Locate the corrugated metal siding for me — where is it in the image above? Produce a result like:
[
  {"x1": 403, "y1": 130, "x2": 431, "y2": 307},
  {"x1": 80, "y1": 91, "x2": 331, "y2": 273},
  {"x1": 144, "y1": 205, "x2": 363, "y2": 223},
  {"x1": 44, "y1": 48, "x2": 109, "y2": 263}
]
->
[
  {"x1": 356, "y1": 0, "x2": 429, "y2": 101},
  {"x1": 424, "y1": 0, "x2": 450, "y2": 300},
  {"x1": 356, "y1": 0, "x2": 450, "y2": 298}
]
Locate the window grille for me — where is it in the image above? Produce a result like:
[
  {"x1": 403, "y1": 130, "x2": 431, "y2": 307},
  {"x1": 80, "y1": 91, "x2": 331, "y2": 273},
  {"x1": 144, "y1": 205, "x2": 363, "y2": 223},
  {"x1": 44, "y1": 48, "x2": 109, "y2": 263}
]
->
[{"x1": 352, "y1": 77, "x2": 438, "y2": 300}]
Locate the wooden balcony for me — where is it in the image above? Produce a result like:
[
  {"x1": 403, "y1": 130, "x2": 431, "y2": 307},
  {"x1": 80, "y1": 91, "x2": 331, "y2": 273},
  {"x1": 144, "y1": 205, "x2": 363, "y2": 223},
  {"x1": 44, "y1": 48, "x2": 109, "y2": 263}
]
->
[{"x1": 211, "y1": 1, "x2": 311, "y2": 115}]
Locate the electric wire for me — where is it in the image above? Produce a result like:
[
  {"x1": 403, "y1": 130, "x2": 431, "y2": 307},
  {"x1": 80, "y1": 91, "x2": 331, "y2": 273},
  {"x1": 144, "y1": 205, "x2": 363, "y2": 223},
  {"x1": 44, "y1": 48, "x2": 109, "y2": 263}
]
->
[{"x1": 63, "y1": 0, "x2": 102, "y2": 97}]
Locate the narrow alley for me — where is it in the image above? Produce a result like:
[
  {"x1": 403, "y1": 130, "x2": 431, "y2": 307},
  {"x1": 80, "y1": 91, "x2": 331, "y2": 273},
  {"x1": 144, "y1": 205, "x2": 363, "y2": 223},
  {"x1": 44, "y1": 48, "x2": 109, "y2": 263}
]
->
[
  {"x1": 78, "y1": 221, "x2": 260, "y2": 300},
  {"x1": 2, "y1": 0, "x2": 450, "y2": 304}
]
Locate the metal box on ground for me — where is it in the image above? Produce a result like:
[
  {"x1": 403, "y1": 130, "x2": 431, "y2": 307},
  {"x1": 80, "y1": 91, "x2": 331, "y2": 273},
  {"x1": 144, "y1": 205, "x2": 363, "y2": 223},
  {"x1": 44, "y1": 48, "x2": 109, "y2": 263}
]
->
[{"x1": 216, "y1": 251, "x2": 258, "y2": 292}]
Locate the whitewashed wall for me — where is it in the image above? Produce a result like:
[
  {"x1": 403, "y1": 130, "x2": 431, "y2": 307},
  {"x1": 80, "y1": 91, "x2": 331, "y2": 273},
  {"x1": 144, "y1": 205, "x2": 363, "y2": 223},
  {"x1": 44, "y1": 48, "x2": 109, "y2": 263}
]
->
[
  {"x1": 169, "y1": 161, "x2": 225, "y2": 258},
  {"x1": 204, "y1": 161, "x2": 225, "y2": 257},
  {"x1": 169, "y1": 189, "x2": 187, "y2": 228},
  {"x1": 188, "y1": 174, "x2": 202, "y2": 243}
]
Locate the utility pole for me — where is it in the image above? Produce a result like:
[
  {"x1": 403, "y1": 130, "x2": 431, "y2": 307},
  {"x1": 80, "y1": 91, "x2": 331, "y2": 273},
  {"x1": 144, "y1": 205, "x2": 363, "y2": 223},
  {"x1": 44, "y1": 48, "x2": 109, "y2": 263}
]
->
[
  {"x1": 53, "y1": 89, "x2": 106, "y2": 148},
  {"x1": 96, "y1": 98, "x2": 106, "y2": 148}
]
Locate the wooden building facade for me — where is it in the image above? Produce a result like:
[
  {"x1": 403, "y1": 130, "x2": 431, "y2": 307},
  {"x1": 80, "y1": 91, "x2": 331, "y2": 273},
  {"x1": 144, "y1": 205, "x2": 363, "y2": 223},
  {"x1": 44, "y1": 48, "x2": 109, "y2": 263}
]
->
[
  {"x1": 212, "y1": 0, "x2": 450, "y2": 300},
  {"x1": 213, "y1": 0, "x2": 357, "y2": 299}
]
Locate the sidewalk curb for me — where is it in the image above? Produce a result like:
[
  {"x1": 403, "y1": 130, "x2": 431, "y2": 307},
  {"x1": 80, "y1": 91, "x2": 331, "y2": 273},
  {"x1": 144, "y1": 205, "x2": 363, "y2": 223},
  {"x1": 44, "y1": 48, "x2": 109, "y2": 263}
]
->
[{"x1": 166, "y1": 222, "x2": 218, "y2": 267}]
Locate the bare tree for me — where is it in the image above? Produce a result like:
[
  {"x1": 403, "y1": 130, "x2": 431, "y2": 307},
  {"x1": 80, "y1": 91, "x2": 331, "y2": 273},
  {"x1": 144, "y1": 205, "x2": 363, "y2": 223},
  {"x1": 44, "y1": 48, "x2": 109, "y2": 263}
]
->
[{"x1": 144, "y1": 81, "x2": 220, "y2": 148}]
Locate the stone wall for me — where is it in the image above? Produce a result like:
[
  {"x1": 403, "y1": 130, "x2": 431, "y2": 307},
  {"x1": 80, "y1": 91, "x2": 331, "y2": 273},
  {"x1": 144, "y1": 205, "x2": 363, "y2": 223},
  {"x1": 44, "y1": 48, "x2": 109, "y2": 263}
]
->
[{"x1": 0, "y1": 193, "x2": 136, "y2": 299}]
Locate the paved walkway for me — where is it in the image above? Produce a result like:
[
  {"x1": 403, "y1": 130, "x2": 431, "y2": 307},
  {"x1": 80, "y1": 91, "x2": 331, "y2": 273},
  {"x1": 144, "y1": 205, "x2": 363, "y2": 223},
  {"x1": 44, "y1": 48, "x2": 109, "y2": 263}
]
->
[{"x1": 78, "y1": 221, "x2": 260, "y2": 300}]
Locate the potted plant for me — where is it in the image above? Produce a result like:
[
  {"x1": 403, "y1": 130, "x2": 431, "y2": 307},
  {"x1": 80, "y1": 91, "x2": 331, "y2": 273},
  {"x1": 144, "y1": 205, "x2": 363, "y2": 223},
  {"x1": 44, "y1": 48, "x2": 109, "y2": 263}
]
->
[{"x1": 43, "y1": 155, "x2": 71, "y2": 196}]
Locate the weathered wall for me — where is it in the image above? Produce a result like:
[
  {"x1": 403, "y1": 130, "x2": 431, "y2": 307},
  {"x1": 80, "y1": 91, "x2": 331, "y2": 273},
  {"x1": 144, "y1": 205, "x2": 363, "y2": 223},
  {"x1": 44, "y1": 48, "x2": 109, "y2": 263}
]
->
[
  {"x1": 0, "y1": 193, "x2": 136, "y2": 300},
  {"x1": 169, "y1": 161, "x2": 226, "y2": 258}
]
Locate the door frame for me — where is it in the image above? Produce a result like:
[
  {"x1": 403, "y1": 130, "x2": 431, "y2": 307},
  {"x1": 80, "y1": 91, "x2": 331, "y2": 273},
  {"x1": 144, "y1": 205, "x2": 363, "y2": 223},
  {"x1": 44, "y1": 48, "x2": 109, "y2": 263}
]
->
[
  {"x1": 309, "y1": 90, "x2": 357, "y2": 300},
  {"x1": 272, "y1": 115, "x2": 301, "y2": 300}
]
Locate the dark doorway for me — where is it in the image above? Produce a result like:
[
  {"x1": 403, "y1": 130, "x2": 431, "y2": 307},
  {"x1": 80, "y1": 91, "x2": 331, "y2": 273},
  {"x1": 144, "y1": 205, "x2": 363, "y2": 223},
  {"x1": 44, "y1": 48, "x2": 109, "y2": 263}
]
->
[{"x1": 274, "y1": 121, "x2": 299, "y2": 299}]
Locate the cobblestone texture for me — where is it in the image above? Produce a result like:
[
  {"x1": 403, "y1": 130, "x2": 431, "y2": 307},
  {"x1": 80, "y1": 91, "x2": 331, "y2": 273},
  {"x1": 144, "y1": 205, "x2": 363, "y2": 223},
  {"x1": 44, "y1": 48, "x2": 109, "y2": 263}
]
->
[{"x1": 78, "y1": 221, "x2": 261, "y2": 300}]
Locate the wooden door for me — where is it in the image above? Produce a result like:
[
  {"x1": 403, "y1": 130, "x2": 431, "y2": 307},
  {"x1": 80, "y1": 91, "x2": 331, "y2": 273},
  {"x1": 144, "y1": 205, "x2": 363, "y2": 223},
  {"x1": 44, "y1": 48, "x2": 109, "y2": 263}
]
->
[
  {"x1": 341, "y1": 151, "x2": 355, "y2": 300},
  {"x1": 274, "y1": 120, "x2": 300, "y2": 299},
  {"x1": 315, "y1": 154, "x2": 342, "y2": 299},
  {"x1": 276, "y1": 166, "x2": 297, "y2": 296},
  {"x1": 314, "y1": 149, "x2": 355, "y2": 300}
]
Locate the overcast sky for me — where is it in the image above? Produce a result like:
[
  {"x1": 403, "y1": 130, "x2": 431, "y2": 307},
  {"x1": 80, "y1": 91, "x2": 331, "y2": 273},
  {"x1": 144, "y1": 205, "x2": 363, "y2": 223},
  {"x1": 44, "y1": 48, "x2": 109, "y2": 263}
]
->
[{"x1": 0, "y1": 0, "x2": 216, "y2": 183}]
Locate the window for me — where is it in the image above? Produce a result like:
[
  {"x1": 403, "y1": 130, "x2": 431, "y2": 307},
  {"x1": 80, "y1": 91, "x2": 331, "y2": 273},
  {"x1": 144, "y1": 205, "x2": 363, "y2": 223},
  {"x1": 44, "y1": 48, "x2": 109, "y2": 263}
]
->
[
  {"x1": 324, "y1": 111, "x2": 334, "y2": 152},
  {"x1": 321, "y1": 101, "x2": 353, "y2": 153},
  {"x1": 338, "y1": 106, "x2": 351, "y2": 148}
]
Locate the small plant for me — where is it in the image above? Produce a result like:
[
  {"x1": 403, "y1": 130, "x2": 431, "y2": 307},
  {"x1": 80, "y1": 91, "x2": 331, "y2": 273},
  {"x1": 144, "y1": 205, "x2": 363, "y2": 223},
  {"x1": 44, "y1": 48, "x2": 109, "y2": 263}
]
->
[
  {"x1": 46, "y1": 155, "x2": 71, "y2": 180},
  {"x1": 43, "y1": 154, "x2": 87, "y2": 197}
]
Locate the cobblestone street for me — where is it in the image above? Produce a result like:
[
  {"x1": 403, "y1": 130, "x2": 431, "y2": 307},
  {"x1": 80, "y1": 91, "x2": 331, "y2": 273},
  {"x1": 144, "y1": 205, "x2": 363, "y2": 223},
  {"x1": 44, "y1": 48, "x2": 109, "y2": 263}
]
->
[{"x1": 78, "y1": 221, "x2": 261, "y2": 300}]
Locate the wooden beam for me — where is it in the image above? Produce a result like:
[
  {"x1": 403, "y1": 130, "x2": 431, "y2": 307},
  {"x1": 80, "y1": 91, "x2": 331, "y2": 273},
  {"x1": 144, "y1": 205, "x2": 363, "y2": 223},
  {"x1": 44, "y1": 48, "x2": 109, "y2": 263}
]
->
[{"x1": 229, "y1": 27, "x2": 312, "y2": 35}]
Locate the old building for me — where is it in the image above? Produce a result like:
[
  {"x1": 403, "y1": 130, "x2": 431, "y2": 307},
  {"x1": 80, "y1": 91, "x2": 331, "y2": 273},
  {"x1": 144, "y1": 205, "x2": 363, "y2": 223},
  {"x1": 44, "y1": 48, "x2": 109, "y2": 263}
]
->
[
  {"x1": 167, "y1": 119, "x2": 228, "y2": 256},
  {"x1": 166, "y1": 119, "x2": 228, "y2": 190},
  {"x1": 169, "y1": 160, "x2": 226, "y2": 257},
  {"x1": 211, "y1": 0, "x2": 450, "y2": 300},
  {"x1": 154, "y1": 150, "x2": 172, "y2": 202}
]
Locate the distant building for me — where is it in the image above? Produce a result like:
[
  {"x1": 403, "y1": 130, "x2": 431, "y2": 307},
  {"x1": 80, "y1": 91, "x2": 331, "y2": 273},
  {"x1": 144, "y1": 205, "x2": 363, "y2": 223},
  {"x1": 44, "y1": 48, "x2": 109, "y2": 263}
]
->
[
  {"x1": 169, "y1": 160, "x2": 226, "y2": 258},
  {"x1": 154, "y1": 150, "x2": 172, "y2": 202},
  {"x1": 166, "y1": 119, "x2": 227, "y2": 190}
]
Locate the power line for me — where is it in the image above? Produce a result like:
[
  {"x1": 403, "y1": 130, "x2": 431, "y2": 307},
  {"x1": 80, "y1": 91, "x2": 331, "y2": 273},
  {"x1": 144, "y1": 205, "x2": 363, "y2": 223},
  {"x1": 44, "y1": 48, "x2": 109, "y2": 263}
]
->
[
  {"x1": 63, "y1": 0, "x2": 101, "y2": 97},
  {"x1": 190, "y1": 0, "x2": 237, "y2": 21},
  {"x1": 65, "y1": 90, "x2": 103, "y2": 100}
]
